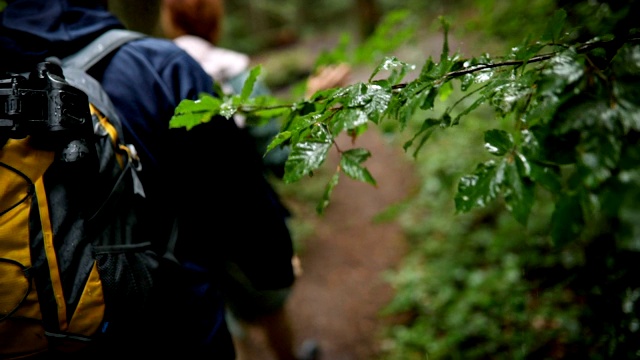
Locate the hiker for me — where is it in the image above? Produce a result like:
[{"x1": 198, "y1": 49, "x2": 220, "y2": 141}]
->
[
  {"x1": 0, "y1": 0, "x2": 297, "y2": 358},
  {"x1": 159, "y1": 0, "x2": 329, "y2": 359},
  {"x1": 159, "y1": 0, "x2": 350, "y2": 178}
]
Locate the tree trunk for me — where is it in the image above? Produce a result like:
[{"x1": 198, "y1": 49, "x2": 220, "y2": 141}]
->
[{"x1": 355, "y1": 0, "x2": 381, "y2": 39}]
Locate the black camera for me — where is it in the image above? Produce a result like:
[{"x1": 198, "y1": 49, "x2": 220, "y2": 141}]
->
[{"x1": 0, "y1": 61, "x2": 93, "y2": 160}]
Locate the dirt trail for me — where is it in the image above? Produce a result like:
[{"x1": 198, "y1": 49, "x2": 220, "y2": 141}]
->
[{"x1": 236, "y1": 128, "x2": 417, "y2": 360}]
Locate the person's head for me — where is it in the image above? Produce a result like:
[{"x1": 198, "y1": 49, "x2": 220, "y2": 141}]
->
[{"x1": 160, "y1": 0, "x2": 224, "y2": 44}]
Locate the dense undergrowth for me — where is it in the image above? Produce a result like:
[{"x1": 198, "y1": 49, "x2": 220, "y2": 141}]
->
[{"x1": 375, "y1": 2, "x2": 640, "y2": 358}]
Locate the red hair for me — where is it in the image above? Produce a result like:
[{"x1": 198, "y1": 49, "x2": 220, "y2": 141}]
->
[{"x1": 161, "y1": 0, "x2": 224, "y2": 44}]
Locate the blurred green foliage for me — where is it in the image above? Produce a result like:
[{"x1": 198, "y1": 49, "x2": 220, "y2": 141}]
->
[
  {"x1": 220, "y1": 0, "x2": 469, "y2": 55},
  {"x1": 108, "y1": 0, "x2": 161, "y2": 36}
]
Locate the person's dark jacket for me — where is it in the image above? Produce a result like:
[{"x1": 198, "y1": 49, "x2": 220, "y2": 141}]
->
[{"x1": 0, "y1": 0, "x2": 295, "y2": 358}]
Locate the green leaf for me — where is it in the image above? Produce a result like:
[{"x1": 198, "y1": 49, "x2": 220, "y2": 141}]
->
[
  {"x1": 550, "y1": 193, "x2": 584, "y2": 246},
  {"x1": 460, "y1": 73, "x2": 475, "y2": 92},
  {"x1": 611, "y1": 45, "x2": 640, "y2": 131},
  {"x1": 421, "y1": 85, "x2": 439, "y2": 110},
  {"x1": 402, "y1": 118, "x2": 439, "y2": 155},
  {"x1": 336, "y1": 82, "x2": 392, "y2": 124},
  {"x1": 419, "y1": 57, "x2": 436, "y2": 80},
  {"x1": 504, "y1": 156, "x2": 535, "y2": 225},
  {"x1": 488, "y1": 81, "x2": 534, "y2": 118},
  {"x1": 554, "y1": 98, "x2": 615, "y2": 134},
  {"x1": 542, "y1": 9, "x2": 567, "y2": 43},
  {"x1": 522, "y1": 124, "x2": 578, "y2": 166},
  {"x1": 340, "y1": 148, "x2": 377, "y2": 186},
  {"x1": 438, "y1": 15, "x2": 451, "y2": 61},
  {"x1": 520, "y1": 128, "x2": 542, "y2": 159},
  {"x1": 579, "y1": 132, "x2": 621, "y2": 188},
  {"x1": 613, "y1": 80, "x2": 640, "y2": 132},
  {"x1": 484, "y1": 129, "x2": 513, "y2": 156},
  {"x1": 456, "y1": 154, "x2": 534, "y2": 224},
  {"x1": 538, "y1": 52, "x2": 584, "y2": 97},
  {"x1": 240, "y1": 65, "x2": 261, "y2": 101},
  {"x1": 283, "y1": 125, "x2": 333, "y2": 183},
  {"x1": 386, "y1": 81, "x2": 435, "y2": 130},
  {"x1": 409, "y1": 126, "x2": 437, "y2": 159},
  {"x1": 455, "y1": 160, "x2": 502, "y2": 213},
  {"x1": 169, "y1": 95, "x2": 222, "y2": 130},
  {"x1": 308, "y1": 87, "x2": 343, "y2": 102},
  {"x1": 316, "y1": 171, "x2": 340, "y2": 215},
  {"x1": 512, "y1": 41, "x2": 545, "y2": 63},
  {"x1": 288, "y1": 111, "x2": 324, "y2": 135},
  {"x1": 248, "y1": 105, "x2": 291, "y2": 120},
  {"x1": 369, "y1": 56, "x2": 415, "y2": 84},
  {"x1": 420, "y1": 54, "x2": 456, "y2": 82},
  {"x1": 331, "y1": 108, "x2": 369, "y2": 134},
  {"x1": 266, "y1": 131, "x2": 292, "y2": 154},
  {"x1": 438, "y1": 81, "x2": 453, "y2": 102},
  {"x1": 528, "y1": 160, "x2": 562, "y2": 194}
]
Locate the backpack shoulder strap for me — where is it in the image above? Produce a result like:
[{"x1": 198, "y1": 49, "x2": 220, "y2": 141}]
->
[
  {"x1": 57, "y1": 29, "x2": 147, "y2": 199},
  {"x1": 62, "y1": 30, "x2": 181, "y2": 266},
  {"x1": 59, "y1": 29, "x2": 147, "y2": 127},
  {"x1": 63, "y1": 29, "x2": 147, "y2": 71}
]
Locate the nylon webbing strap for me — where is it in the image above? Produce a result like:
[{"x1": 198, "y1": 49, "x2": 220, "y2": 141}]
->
[{"x1": 62, "y1": 29, "x2": 146, "y2": 71}]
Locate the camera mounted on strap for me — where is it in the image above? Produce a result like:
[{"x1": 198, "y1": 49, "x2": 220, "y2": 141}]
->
[{"x1": 0, "y1": 61, "x2": 93, "y2": 159}]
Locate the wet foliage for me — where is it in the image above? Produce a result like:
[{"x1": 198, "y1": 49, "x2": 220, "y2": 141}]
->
[{"x1": 170, "y1": 1, "x2": 640, "y2": 358}]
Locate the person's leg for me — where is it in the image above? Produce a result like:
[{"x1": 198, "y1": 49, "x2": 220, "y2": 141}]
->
[
  {"x1": 255, "y1": 306, "x2": 297, "y2": 360},
  {"x1": 223, "y1": 258, "x2": 319, "y2": 360},
  {"x1": 241, "y1": 305, "x2": 320, "y2": 360}
]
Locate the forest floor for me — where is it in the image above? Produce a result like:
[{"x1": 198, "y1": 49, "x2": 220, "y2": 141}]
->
[{"x1": 232, "y1": 28, "x2": 476, "y2": 360}]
